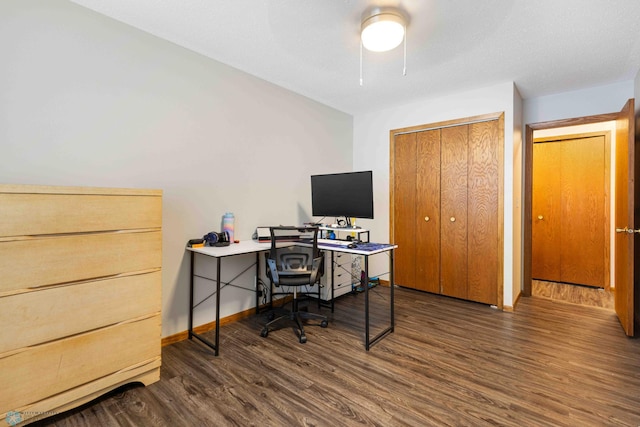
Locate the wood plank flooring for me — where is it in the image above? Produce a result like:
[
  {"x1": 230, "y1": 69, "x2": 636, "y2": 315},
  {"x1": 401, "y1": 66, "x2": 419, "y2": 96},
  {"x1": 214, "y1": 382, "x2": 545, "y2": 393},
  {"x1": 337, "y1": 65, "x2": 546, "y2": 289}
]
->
[
  {"x1": 31, "y1": 286, "x2": 640, "y2": 426},
  {"x1": 532, "y1": 279, "x2": 615, "y2": 310}
]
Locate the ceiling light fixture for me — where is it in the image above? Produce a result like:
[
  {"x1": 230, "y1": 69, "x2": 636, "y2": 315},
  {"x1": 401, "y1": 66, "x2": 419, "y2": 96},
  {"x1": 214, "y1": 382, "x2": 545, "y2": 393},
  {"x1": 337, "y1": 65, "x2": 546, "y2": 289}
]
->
[{"x1": 360, "y1": 7, "x2": 409, "y2": 86}]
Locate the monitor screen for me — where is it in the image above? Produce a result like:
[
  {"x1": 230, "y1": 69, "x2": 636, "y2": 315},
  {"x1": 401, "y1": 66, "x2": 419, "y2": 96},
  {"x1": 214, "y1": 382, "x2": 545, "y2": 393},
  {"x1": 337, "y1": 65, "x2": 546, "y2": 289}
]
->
[{"x1": 311, "y1": 171, "x2": 374, "y2": 220}]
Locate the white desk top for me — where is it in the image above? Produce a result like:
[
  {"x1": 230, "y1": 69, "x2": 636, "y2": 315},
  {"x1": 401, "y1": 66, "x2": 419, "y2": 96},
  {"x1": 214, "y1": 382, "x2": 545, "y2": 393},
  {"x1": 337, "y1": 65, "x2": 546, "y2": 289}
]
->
[
  {"x1": 187, "y1": 240, "x2": 271, "y2": 257},
  {"x1": 316, "y1": 241, "x2": 397, "y2": 255},
  {"x1": 187, "y1": 239, "x2": 396, "y2": 258}
]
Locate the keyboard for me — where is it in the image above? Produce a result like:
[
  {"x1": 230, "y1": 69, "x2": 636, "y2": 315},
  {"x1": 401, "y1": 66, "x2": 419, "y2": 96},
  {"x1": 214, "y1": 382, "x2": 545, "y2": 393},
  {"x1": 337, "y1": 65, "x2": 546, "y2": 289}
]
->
[{"x1": 318, "y1": 238, "x2": 352, "y2": 246}]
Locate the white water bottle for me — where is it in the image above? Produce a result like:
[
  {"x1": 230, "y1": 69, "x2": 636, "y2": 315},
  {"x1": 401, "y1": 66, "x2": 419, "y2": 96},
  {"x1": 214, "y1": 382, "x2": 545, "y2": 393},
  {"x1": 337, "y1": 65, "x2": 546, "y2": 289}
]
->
[{"x1": 222, "y1": 212, "x2": 235, "y2": 243}]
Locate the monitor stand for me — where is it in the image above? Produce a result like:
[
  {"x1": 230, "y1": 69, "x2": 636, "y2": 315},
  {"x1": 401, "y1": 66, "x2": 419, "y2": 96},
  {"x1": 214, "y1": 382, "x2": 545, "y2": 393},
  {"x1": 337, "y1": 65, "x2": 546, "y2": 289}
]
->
[{"x1": 344, "y1": 217, "x2": 361, "y2": 229}]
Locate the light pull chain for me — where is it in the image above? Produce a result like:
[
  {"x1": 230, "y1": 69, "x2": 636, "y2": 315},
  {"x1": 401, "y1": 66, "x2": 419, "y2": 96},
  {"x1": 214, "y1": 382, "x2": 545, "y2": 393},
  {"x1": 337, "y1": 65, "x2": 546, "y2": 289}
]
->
[
  {"x1": 360, "y1": 25, "x2": 407, "y2": 85},
  {"x1": 403, "y1": 25, "x2": 407, "y2": 76},
  {"x1": 359, "y1": 40, "x2": 364, "y2": 86}
]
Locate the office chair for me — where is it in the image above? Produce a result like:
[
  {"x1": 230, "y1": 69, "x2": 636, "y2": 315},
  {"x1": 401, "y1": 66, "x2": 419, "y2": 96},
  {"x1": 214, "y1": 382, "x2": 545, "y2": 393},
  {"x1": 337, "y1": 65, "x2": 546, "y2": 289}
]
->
[{"x1": 260, "y1": 226, "x2": 328, "y2": 343}]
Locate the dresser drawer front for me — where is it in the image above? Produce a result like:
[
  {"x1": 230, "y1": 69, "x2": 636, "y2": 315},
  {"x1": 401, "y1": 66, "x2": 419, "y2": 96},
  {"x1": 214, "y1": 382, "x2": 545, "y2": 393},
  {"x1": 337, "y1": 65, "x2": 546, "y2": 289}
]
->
[
  {"x1": 0, "y1": 190, "x2": 161, "y2": 237},
  {"x1": 0, "y1": 314, "x2": 161, "y2": 413},
  {"x1": 0, "y1": 231, "x2": 161, "y2": 293},
  {"x1": 0, "y1": 272, "x2": 161, "y2": 354}
]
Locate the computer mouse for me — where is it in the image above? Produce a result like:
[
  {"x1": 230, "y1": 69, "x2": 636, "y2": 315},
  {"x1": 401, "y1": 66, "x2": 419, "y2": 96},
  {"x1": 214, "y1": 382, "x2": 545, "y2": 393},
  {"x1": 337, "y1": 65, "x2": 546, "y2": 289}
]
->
[{"x1": 347, "y1": 243, "x2": 357, "y2": 249}]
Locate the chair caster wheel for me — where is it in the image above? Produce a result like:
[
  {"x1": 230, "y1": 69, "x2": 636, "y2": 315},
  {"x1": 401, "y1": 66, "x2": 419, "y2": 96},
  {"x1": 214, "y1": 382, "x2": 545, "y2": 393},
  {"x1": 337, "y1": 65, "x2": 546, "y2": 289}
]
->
[
  {"x1": 260, "y1": 328, "x2": 269, "y2": 337},
  {"x1": 320, "y1": 320, "x2": 328, "y2": 328},
  {"x1": 299, "y1": 335, "x2": 307, "y2": 344},
  {"x1": 267, "y1": 312, "x2": 275, "y2": 321}
]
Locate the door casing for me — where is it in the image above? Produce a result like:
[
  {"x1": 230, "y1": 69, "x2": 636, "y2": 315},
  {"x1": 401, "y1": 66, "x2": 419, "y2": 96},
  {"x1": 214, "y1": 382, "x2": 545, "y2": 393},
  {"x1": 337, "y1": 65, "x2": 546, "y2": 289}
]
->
[{"x1": 522, "y1": 100, "x2": 639, "y2": 335}]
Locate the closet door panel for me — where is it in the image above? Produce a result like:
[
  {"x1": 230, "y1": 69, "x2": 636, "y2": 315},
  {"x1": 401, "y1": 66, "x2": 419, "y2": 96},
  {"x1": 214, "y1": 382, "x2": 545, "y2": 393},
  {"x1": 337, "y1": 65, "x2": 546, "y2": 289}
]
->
[
  {"x1": 393, "y1": 133, "x2": 417, "y2": 288},
  {"x1": 467, "y1": 120, "x2": 499, "y2": 304},
  {"x1": 532, "y1": 142, "x2": 562, "y2": 281},
  {"x1": 415, "y1": 129, "x2": 441, "y2": 293},
  {"x1": 440, "y1": 125, "x2": 468, "y2": 299},
  {"x1": 560, "y1": 136, "x2": 606, "y2": 287}
]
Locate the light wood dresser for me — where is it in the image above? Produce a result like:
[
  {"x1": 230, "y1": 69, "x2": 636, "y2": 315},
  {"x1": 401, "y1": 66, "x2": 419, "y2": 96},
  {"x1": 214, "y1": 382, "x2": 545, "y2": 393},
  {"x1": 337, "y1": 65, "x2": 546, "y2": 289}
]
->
[{"x1": 0, "y1": 184, "x2": 162, "y2": 425}]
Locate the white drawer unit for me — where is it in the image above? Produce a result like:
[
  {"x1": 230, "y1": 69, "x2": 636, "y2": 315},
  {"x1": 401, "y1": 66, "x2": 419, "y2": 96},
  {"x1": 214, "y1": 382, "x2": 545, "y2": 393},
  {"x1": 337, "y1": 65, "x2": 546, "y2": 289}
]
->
[
  {"x1": 313, "y1": 226, "x2": 369, "y2": 301},
  {"x1": 320, "y1": 251, "x2": 356, "y2": 301}
]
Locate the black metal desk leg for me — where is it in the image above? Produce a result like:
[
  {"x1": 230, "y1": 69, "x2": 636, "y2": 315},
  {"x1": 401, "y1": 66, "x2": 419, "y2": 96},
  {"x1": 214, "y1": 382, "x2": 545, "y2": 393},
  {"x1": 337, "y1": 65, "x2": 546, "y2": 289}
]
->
[
  {"x1": 390, "y1": 249, "x2": 395, "y2": 331},
  {"x1": 330, "y1": 251, "x2": 335, "y2": 312},
  {"x1": 188, "y1": 252, "x2": 218, "y2": 353},
  {"x1": 363, "y1": 249, "x2": 395, "y2": 350},
  {"x1": 364, "y1": 255, "x2": 370, "y2": 350},
  {"x1": 214, "y1": 256, "x2": 221, "y2": 356},
  {"x1": 255, "y1": 252, "x2": 260, "y2": 314},
  {"x1": 189, "y1": 251, "x2": 195, "y2": 339}
]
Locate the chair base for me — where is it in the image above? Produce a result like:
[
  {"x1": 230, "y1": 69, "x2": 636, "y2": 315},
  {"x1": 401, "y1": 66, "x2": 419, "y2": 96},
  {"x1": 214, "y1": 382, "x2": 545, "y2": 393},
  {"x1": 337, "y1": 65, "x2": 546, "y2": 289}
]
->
[{"x1": 260, "y1": 304, "x2": 328, "y2": 344}]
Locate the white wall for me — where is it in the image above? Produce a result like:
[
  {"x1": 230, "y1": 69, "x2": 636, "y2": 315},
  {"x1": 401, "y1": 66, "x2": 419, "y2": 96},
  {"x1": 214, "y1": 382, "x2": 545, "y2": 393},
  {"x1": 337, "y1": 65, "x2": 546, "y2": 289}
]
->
[
  {"x1": 0, "y1": 1, "x2": 353, "y2": 338},
  {"x1": 524, "y1": 81, "x2": 634, "y2": 124},
  {"x1": 353, "y1": 82, "x2": 519, "y2": 307},
  {"x1": 512, "y1": 87, "x2": 524, "y2": 304}
]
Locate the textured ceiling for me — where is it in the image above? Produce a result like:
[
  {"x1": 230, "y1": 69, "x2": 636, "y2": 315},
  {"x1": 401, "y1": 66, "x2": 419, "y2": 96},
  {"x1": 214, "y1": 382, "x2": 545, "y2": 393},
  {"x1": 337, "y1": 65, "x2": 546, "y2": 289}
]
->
[{"x1": 70, "y1": 0, "x2": 640, "y2": 115}]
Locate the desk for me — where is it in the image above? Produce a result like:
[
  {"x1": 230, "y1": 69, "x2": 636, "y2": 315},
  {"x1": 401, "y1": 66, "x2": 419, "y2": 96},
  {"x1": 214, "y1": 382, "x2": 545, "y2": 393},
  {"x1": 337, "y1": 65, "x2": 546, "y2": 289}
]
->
[
  {"x1": 186, "y1": 240, "x2": 396, "y2": 355},
  {"x1": 187, "y1": 241, "x2": 265, "y2": 356},
  {"x1": 319, "y1": 241, "x2": 397, "y2": 350}
]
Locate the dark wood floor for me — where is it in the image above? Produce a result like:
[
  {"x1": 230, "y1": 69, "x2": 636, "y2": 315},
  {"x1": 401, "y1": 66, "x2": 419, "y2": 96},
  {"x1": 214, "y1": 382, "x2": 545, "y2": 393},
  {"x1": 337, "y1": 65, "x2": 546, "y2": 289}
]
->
[
  {"x1": 532, "y1": 279, "x2": 615, "y2": 310},
  {"x1": 33, "y1": 286, "x2": 640, "y2": 426}
]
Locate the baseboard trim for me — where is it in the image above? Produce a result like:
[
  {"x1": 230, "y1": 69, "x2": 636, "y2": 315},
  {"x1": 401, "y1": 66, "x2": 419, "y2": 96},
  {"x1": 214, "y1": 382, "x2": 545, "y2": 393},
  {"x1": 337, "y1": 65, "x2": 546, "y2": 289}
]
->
[
  {"x1": 503, "y1": 290, "x2": 522, "y2": 312},
  {"x1": 161, "y1": 297, "x2": 293, "y2": 347},
  {"x1": 162, "y1": 281, "x2": 392, "y2": 347}
]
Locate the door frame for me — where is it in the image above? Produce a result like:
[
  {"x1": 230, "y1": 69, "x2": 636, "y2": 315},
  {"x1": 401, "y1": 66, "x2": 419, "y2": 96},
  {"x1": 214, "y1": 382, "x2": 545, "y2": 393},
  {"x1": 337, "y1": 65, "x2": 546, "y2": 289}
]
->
[{"x1": 523, "y1": 112, "x2": 620, "y2": 297}]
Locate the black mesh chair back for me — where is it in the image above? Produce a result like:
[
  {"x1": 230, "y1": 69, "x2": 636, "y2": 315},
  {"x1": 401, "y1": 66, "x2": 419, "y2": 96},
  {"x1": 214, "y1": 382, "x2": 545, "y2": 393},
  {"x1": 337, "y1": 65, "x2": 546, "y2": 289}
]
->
[{"x1": 260, "y1": 226, "x2": 328, "y2": 343}]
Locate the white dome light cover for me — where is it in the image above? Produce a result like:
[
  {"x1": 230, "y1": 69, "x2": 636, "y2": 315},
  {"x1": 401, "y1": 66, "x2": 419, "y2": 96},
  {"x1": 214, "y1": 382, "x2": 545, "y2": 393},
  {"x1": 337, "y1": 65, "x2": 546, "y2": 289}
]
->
[{"x1": 361, "y1": 8, "x2": 407, "y2": 52}]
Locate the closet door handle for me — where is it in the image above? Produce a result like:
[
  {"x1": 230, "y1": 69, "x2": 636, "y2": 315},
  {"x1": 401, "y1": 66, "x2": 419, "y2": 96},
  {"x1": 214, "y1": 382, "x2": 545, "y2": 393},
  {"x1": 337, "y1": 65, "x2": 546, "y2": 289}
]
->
[
  {"x1": 450, "y1": 217, "x2": 456, "y2": 222},
  {"x1": 424, "y1": 216, "x2": 430, "y2": 222},
  {"x1": 537, "y1": 215, "x2": 544, "y2": 220}
]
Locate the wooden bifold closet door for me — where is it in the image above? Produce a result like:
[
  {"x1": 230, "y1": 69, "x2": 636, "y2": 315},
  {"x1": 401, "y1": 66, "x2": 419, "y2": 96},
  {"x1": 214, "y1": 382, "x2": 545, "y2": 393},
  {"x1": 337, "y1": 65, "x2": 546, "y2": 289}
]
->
[
  {"x1": 392, "y1": 114, "x2": 503, "y2": 306},
  {"x1": 532, "y1": 135, "x2": 608, "y2": 288}
]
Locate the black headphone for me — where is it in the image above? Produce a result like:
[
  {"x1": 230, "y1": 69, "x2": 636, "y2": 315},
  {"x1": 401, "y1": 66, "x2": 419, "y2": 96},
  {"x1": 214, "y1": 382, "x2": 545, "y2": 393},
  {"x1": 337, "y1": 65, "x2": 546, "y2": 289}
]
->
[{"x1": 203, "y1": 231, "x2": 230, "y2": 247}]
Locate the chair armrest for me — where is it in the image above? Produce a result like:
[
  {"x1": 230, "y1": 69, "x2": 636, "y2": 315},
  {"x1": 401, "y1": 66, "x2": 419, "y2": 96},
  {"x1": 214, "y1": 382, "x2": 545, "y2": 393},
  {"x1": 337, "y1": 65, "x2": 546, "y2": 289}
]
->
[
  {"x1": 309, "y1": 256, "x2": 323, "y2": 284},
  {"x1": 267, "y1": 258, "x2": 279, "y2": 285}
]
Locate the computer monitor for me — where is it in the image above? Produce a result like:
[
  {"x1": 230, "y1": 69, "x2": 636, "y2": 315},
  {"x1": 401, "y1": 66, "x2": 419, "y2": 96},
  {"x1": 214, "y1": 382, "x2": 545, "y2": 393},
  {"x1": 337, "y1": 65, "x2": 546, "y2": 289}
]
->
[{"x1": 310, "y1": 171, "x2": 374, "y2": 226}]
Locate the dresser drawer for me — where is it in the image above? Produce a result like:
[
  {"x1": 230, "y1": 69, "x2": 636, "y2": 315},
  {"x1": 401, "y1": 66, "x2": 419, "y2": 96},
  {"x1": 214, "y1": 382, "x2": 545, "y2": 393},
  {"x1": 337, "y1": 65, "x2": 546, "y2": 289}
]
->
[
  {"x1": 0, "y1": 271, "x2": 161, "y2": 354},
  {"x1": 0, "y1": 314, "x2": 161, "y2": 413},
  {"x1": 0, "y1": 191, "x2": 161, "y2": 237},
  {"x1": 0, "y1": 231, "x2": 161, "y2": 294}
]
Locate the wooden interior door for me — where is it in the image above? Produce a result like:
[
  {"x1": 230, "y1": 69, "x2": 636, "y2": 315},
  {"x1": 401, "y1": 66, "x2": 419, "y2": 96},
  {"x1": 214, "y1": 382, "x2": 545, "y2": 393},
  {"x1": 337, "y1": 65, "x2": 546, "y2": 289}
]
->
[
  {"x1": 532, "y1": 142, "x2": 562, "y2": 281},
  {"x1": 391, "y1": 112, "x2": 503, "y2": 306},
  {"x1": 440, "y1": 125, "x2": 469, "y2": 299},
  {"x1": 415, "y1": 130, "x2": 441, "y2": 293},
  {"x1": 532, "y1": 135, "x2": 607, "y2": 288},
  {"x1": 561, "y1": 136, "x2": 606, "y2": 287},
  {"x1": 614, "y1": 99, "x2": 636, "y2": 336},
  {"x1": 392, "y1": 132, "x2": 417, "y2": 289},
  {"x1": 467, "y1": 120, "x2": 500, "y2": 305}
]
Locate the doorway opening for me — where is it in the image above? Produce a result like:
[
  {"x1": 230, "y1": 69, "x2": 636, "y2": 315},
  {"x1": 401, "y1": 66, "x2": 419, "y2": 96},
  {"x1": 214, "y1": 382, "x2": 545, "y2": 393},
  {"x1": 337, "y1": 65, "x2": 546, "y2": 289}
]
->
[
  {"x1": 523, "y1": 112, "x2": 623, "y2": 310},
  {"x1": 523, "y1": 100, "x2": 635, "y2": 336},
  {"x1": 530, "y1": 126, "x2": 615, "y2": 310}
]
